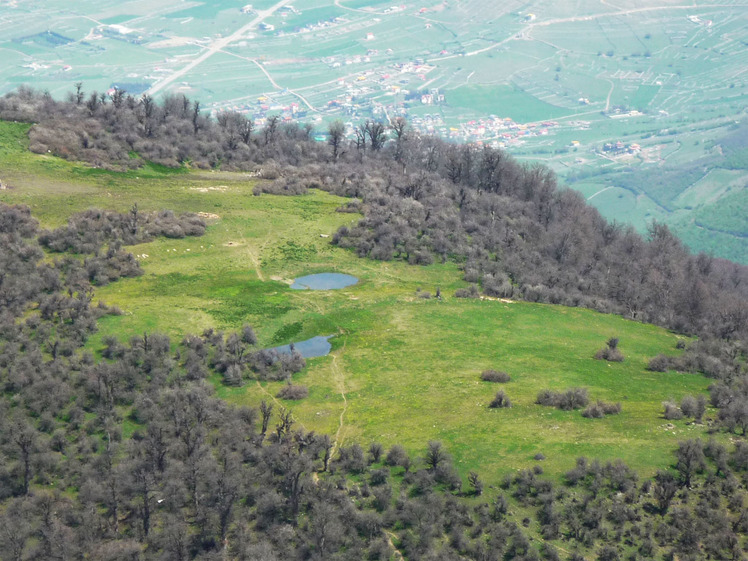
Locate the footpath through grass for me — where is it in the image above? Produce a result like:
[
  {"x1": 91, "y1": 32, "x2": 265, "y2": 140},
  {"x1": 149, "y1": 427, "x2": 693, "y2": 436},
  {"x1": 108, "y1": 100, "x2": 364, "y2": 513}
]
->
[{"x1": 0, "y1": 120, "x2": 713, "y2": 482}]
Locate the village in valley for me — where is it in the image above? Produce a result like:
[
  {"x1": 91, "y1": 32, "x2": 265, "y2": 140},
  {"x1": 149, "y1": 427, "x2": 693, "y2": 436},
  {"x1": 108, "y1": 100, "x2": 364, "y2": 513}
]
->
[{"x1": 1, "y1": 0, "x2": 747, "y2": 259}]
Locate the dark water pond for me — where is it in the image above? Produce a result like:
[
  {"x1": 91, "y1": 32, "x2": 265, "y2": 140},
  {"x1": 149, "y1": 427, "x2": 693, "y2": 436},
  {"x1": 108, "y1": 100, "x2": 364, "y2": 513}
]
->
[
  {"x1": 272, "y1": 335, "x2": 333, "y2": 358},
  {"x1": 290, "y1": 273, "x2": 358, "y2": 290}
]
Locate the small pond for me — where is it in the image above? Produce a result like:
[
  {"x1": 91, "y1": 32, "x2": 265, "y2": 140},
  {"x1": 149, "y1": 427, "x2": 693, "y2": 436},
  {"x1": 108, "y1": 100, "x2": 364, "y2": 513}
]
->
[
  {"x1": 290, "y1": 273, "x2": 358, "y2": 290},
  {"x1": 272, "y1": 335, "x2": 333, "y2": 358}
]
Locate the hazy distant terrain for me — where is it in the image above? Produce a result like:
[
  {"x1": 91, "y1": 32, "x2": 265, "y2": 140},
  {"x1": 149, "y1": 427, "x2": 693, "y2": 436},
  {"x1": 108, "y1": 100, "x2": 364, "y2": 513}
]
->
[{"x1": 1, "y1": 0, "x2": 747, "y2": 260}]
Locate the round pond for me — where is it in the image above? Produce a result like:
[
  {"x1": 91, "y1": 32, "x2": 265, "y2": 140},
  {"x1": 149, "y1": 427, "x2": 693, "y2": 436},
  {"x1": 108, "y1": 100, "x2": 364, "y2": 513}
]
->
[{"x1": 290, "y1": 273, "x2": 358, "y2": 290}]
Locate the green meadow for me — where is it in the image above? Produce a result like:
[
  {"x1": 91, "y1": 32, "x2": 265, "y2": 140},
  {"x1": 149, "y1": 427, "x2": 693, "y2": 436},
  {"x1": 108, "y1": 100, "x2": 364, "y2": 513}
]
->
[{"x1": 0, "y1": 121, "x2": 714, "y2": 482}]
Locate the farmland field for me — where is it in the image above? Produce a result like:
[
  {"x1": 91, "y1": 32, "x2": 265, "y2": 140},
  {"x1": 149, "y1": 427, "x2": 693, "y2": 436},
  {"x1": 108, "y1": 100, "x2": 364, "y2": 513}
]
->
[
  {"x1": 0, "y1": 120, "x2": 717, "y2": 482},
  {"x1": 1, "y1": 0, "x2": 746, "y2": 261}
]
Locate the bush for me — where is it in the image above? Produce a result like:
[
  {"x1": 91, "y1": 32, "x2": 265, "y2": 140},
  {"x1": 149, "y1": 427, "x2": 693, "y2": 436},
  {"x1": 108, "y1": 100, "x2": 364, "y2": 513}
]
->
[
  {"x1": 680, "y1": 395, "x2": 698, "y2": 417},
  {"x1": 536, "y1": 388, "x2": 589, "y2": 410},
  {"x1": 602, "y1": 401, "x2": 622, "y2": 415},
  {"x1": 663, "y1": 401, "x2": 683, "y2": 420},
  {"x1": 455, "y1": 284, "x2": 480, "y2": 298},
  {"x1": 385, "y1": 445, "x2": 410, "y2": 470},
  {"x1": 595, "y1": 347, "x2": 624, "y2": 361},
  {"x1": 680, "y1": 394, "x2": 706, "y2": 421},
  {"x1": 489, "y1": 390, "x2": 512, "y2": 408},
  {"x1": 647, "y1": 354, "x2": 672, "y2": 372},
  {"x1": 582, "y1": 402, "x2": 605, "y2": 418},
  {"x1": 595, "y1": 338, "x2": 624, "y2": 362},
  {"x1": 559, "y1": 387, "x2": 589, "y2": 410},
  {"x1": 481, "y1": 370, "x2": 511, "y2": 383},
  {"x1": 582, "y1": 401, "x2": 622, "y2": 418},
  {"x1": 276, "y1": 383, "x2": 309, "y2": 400}
]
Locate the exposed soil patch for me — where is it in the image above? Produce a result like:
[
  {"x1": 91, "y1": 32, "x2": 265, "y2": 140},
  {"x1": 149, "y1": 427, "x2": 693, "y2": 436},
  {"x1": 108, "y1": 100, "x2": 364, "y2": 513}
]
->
[
  {"x1": 149, "y1": 36, "x2": 197, "y2": 49},
  {"x1": 190, "y1": 186, "x2": 228, "y2": 193}
]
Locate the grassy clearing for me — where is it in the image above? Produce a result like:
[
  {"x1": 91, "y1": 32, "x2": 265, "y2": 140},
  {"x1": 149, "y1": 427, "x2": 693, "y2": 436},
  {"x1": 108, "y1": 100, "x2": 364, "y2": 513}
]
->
[{"x1": 0, "y1": 121, "x2": 717, "y2": 482}]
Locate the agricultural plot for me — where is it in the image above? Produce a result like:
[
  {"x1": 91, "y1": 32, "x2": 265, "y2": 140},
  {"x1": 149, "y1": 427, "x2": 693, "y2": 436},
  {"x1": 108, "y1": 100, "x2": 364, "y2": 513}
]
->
[
  {"x1": 0, "y1": 121, "x2": 717, "y2": 482},
  {"x1": 0, "y1": 0, "x2": 746, "y2": 259}
]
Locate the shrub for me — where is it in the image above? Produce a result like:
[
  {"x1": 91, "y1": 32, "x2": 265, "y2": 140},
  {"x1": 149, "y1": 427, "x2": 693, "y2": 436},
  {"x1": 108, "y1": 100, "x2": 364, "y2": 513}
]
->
[
  {"x1": 680, "y1": 394, "x2": 706, "y2": 422},
  {"x1": 489, "y1": 390, "x2": 512, "y2": 408},
  {"x1": 368, "y1": 442, "x2": 384, "y2": 464},
  {"x1": 223, "y1": 364, "x2": 243, "y2": 386},
  {"x1": 602, "y1": 401, "x2": 622, "y2": 415},
  {"x1": 536, "y1": 389, "x2": 560, "y2": 407},
  {"x1": 369, "y1": 468, "x2": 389, "y2": 486},
  {"x1": 276, "y1": 383, "x2": 308, "y2": 400},
  {"x1": 455, "y1": 284, "x2": 480, "y2": 298},
  {"x1": 595, "y1": 337, "x2": 624, "y2": 362},
  {"x1": 335, "y1": 444, "x2": 366, "y2": 474},
  {"x1": 647, "y1": 354, "x2": 672, "y2": 372},
  {"x1": 481, "y1": 370, "x2": 511, "y2": 383},
  {"x1": 536, "y1": 388, "x2": 589, "y2": 410},
  {"x1": 560, "y1": 387, "x2": 589, "y2": 410},
  {"x1": 680, "y1": 395, "x2": 698, "y2": 417},
  {"x1": 385, "y1": 444, "x2": 410, "y2": 470},
  {"x1": 582, "y1": 402, "x2": 605, "y2": 418},
  {"x1": 663, "y1": 401, "x2": 683, "y2": 420},
  {"x1": 582, "y1": 401, "x2": 622, "y2": 418}
]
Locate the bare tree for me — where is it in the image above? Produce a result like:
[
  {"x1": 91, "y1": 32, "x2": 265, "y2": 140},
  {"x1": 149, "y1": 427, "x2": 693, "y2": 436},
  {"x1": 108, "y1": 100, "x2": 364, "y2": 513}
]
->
[
  {"x1": 390, "y1": 116, "x2": 408, "y2": 164},
  {"x1": 260, "y1": 115, "x2": 278, "y2": 146},
  {"x1": 328, "y1": 120, "x2": 346, "y2": 161},
  {"x1": 366, "y1": 120, "x2": 387, "y2": 151}
]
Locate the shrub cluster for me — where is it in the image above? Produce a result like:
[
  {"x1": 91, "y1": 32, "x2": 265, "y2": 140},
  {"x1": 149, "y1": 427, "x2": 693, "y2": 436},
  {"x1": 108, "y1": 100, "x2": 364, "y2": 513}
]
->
[
  {"x1": 276, "y1": 383, "x2": 309, "y2": 400},
  {"x1": 582, "y1": 400, "x2": 622, "y2": 418},
  {"x1": 536, "y1": 387, "x2": 589, "y2": 410},
  {"x1": 38, "y1": 207, "x2": 206, "y2": 254},
  {"x1": 663, "y1": 395, "x2": 707, "y2": 422},
  {"x1": 594, "y1": 337, "x2": 624, "y2": 362},
  {"x1": 489, "y1": 390, "x2": 512, "y2": 408},
  {"x1": 455, "y1": 284, "x2": 479, "y2": 298},
  {"x1": 481, "y1": 369, "x2": 511, "y2": 383}
]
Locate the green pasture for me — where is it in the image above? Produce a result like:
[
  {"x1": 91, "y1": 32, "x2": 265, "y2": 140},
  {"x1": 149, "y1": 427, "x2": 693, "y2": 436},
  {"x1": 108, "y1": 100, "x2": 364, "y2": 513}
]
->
[
  {"x1": 446, "y1": 84, "x2": 569, "y2": 123},
  {"x1": 164, "y1": 1, "x2": 243, "y2": 20},
  {"x1": 0, "y1": 120, "x2": 718, "y2": 483}
]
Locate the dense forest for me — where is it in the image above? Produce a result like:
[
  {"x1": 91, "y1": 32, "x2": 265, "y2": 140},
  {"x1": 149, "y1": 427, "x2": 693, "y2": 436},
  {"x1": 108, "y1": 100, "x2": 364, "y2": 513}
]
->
[{"x1": 1, "y1": 86, "x2": 748, "y2": 560}]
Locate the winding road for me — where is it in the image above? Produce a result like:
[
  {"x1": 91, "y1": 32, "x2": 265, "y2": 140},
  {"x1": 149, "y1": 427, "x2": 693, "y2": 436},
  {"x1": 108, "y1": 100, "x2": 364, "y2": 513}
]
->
[{"x1": 430, "y1": 4, "x2": 743, "y2": 63}]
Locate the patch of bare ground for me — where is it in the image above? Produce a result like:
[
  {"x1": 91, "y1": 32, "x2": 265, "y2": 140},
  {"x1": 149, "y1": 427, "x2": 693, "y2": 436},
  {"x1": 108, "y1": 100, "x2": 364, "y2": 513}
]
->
[{"x1": 190, "y1": 185, "x2": 228, "y2": 193}]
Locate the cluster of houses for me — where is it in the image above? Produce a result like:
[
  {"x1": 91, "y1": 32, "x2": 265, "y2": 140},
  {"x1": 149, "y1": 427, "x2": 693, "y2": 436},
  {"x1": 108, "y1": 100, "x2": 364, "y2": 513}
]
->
[{"x1": 601, "y1": 140, "x2": 641, "y2": 155}]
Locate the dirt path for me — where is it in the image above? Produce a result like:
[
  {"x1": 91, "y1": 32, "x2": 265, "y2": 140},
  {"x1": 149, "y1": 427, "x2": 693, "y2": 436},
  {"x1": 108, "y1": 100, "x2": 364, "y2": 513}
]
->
[
  {"x1": 330, "y1": 344, "x2": 349, "y2": 457},
  {"x1": 587, "y1": 185, "x2": 614, "y2": 201},
  {"x1": 604, "y1": 78, "x2": 615, "y2": 112},
  {"x1": 212, "y1": 49, "x2": 319, "y2": 113},
  {"x1": 233, "y1": 224, "x2": 266, "y2": 281},
  {"x1": 247, "y1": 246, "x2": 265, "y2": 282},
  {"x1": 384, "y1": 530, "x2": 404, "y2": 561}
]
